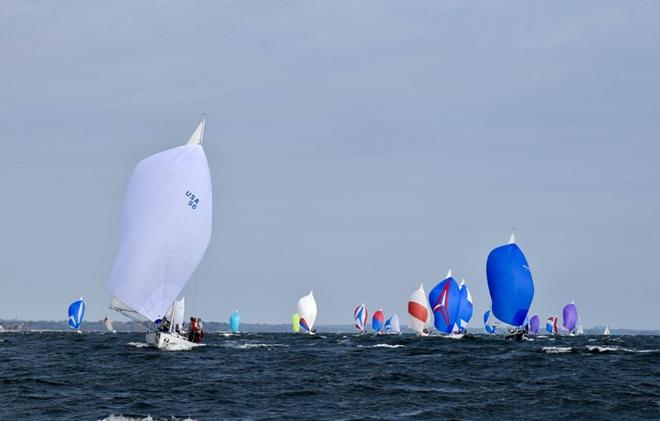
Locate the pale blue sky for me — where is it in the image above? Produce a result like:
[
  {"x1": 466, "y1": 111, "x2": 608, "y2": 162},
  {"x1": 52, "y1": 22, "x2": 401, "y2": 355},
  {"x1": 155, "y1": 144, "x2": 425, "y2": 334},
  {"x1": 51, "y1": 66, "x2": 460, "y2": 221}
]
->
[{"x1": 1, "y1": 1, "x2": 659, "y2": 328}]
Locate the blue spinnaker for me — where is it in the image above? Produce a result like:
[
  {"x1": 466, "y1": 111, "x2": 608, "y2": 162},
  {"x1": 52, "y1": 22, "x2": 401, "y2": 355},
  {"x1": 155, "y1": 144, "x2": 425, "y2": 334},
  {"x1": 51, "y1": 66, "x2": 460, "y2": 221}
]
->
[
  {"x1": 229, "y1": 310, "x2": 240, "y2": 333},
  {"x1": 486, "y1": 240, "x2": 534, "y2": 327},
  {"x1": 483, "y1": 310, "x2": 496, "y2": 334},
  {"x1": 68, "y1": 298, "x2": 85, "y2": 330},
  {"x1": 428, "y1": 276, "x2": 460, "y2": 334},
  {"x1": 456, "y1": 282, "x2": 474, "y2": 330}
]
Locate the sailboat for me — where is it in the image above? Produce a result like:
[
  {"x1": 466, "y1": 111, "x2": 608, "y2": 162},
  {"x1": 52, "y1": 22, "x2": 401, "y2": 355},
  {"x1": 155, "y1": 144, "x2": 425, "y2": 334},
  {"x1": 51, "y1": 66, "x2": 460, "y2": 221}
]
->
[
  {"x1": 68, "y1": 298, "x2": 85, "y2": 333},
  {"x1": 229, "y1": 310, "x2": 240, "y2": 334},
  {"x1": 546, "y1": 315, "x2": 559, "y2": 334},
  {"x1": 529, "y1": 314, "x2": 540, "y2": 335},
  {"x1": 354, "y1": 303, "x2": 368, "y2": 334},
  {"x1": 562, "y1": 301, "x2": 579, "y2": 335},
  {"x1": 486, "y1": 230, "x2": 534, "y2": 341},
  {"x1": 384, "y1": 314, "x2": 401, "y2": 334},
  {"x1": 372, "y1": 309, "x2": 385, "y2": 334},
  {"x1": 292, "y1": 313, "x2": 301, "y2": 333},
  {"x1": 428, "y1": 269, "x2": 460, "y2": 335},
  {"x1": 107, "y1": 118, "x2": 213, "y2": 350},
  {"x1": 454, "y1": 278, "x2": 474, "y2": 335},
  {"x1": 103, "y1": 314, "x2": 117, "y2": 334},
  {"x1": 604, "y1": 325, "x2": 611, "y2": 336},
  {"x1": 297, "y1": 291, "x2": 317, "y2": 334},
  {"x1": 408, "y1": 283, "x2": 430, "y2": 336}
]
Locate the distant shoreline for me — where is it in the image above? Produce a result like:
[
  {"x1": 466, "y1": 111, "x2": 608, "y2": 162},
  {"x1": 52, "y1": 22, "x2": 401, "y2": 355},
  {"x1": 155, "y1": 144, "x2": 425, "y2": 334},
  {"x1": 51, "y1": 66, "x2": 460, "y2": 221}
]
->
[{"x1": 1, "y1": 320, "x2": 658, "y2": 335}]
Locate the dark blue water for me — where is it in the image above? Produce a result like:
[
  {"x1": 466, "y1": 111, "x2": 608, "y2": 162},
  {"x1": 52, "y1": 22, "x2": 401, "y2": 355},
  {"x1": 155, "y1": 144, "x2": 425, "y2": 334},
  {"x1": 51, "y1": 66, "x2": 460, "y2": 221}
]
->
[{"x1": 1, "y1": 332, "x2": 659, "y2": 420}]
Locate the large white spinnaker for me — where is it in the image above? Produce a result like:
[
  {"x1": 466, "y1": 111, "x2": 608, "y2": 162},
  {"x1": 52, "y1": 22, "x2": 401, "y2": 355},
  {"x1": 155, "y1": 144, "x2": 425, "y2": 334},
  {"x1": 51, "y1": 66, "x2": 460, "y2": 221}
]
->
[
  {"x1": 107, "y1": 119, "x2": 212, "y2": 323},
  {"x1": 408, "y1": 283, "x2": 429, "y2": 335},
  {"x1": 297, "y1": 291, "x2": 317, "y2": 333}
]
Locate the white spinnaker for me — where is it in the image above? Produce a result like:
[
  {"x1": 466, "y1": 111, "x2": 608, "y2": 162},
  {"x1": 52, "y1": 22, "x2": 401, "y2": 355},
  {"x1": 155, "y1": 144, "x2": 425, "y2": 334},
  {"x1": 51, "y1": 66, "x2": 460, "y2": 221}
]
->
[
  {"x1": 104, "y1": 315, "x2": 114, "y2": 332},
  {"x1": 297, "y1": 291, "x2": 317, "y2": 331},
  {"x1": 408, "y1": 283, "x2": 429, "y2": 335},
  {"x1": 107, "y1": 121, "x2": 212, "y2": 322},
  {"x1": 390, "y1": 313, "x2": 401, "y2": 334}
]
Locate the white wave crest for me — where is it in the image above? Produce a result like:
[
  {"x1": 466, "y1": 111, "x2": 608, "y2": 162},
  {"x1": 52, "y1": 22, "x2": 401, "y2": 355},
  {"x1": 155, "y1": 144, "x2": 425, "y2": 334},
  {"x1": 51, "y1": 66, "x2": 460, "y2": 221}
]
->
[
  {"x1": 542, "y1": 346, "x2": 573, "y2": 353},
  {"x1": 586, "y1": 345, "x2": 659, "y2": 354},
  {"x1": 99, "y1": 415, "x2": 196, "y2": 421},
  {"x1": 358, "y1": 344, "x2": 405, "y2": 349},
  {"x1": 225, "y1": 343, "x2": 290, "y2": 350},
  {"x1": 126, "y1": 342, "x2": 149, "y2": 348}
]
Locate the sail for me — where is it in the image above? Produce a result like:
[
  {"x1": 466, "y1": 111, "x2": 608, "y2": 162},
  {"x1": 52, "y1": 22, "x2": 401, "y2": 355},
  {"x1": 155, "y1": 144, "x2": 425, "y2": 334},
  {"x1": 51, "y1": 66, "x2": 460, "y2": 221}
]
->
[
  {"x1": 483, "y1": 309, "x2": 496, "y2": 334},
  {"x1": 576, "y1": 322, "x2": 584, "y2": 335},
  {"x1": 387, "y1": 314, "x2": 401, "y2": 334},
  {"x1": 529, "y1": 314, "x2": 540, "y2": 334},
  {"x1": 292, "y1": 313, "x2": 301, "y2": 333},
  {"x1": 229, "y1": 310, "x2": 240, "y2": 333},
  {"x1": 297, "y1": 291, "x2": 317, "y2": 333},
  {"x1": 486, "y1": 233, "x2": 534, "y2": 327},
  {"x1": 103, "y1": 315, "x2": 114, "y2": 332},
  {"x1": 107, "y1": 119, "x2": 213, "y2": 322},
  {"x1": 456, "y1": 279, "x2": 474, "y2": 330},
  {"x1": 408, "y1": 283, "x2": 429, "y2": 335},
  {"x1": 165, "y1": 297, "x2": 185, "y2": 331},
  {"x1": 372, "y1": 309, "x2": 385, "y2": 332},
  {"x1": 428, "y1": 271, "x2": 460, "y2": 334},
  {"x1": 68, "y1": 298, "x2": 85, "y2": 330},
  {"x1": 562, "y1": 302, "x2": 578, "y2": 332},
  {"x1": 604, "y1": 326, "x2": 610, "y2": 336},
  {"x1": 354, "y1": 303, "x2": 368, "y2": 333}
]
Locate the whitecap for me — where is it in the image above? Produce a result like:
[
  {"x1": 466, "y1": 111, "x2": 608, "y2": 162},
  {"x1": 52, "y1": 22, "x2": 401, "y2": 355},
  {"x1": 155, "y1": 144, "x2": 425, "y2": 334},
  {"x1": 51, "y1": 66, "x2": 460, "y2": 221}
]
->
[
  {"x1": 99, "y1": 415, "x2": 196, "y2": 421},
  {"x1": 542, "y1": 346, "x2": 573, "y2": 353},
  {"x1": 225, "y1": 343, "x2": 290, "y2": 350},
  {"x1": 358, "y1": 344, "x2": 405, "y2": 349},
  {"x1": 126, "y1": 342, "x2": 149, "y2": 348},
  {"x1": 586, "y1": 345, "x2": 659, "y2": 354}
]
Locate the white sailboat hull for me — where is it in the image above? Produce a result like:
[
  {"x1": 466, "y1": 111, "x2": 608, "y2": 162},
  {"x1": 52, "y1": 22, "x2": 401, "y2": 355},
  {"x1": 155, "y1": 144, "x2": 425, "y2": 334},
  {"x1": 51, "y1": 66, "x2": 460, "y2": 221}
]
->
[{"x1": 145, "y1": 332, "x2": 199, "y2": 351}]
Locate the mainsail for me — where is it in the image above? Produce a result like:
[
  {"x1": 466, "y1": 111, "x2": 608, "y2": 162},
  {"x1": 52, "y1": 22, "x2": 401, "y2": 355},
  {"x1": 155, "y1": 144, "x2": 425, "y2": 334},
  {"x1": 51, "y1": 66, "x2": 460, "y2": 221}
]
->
[
  {"x1": 372, "y1": 309, "x2": 385, "y2": 333},
  {"x1": 486, "y1": 231, "x2": 534, "y2": 327},
  {"x1": 165, "y1": 297, "x2": 185, "y2": 331},
  {"x1": 229, "y1": 310, "x2": 240, "y2": 333},
  {"x1": 428, "y1": 270, "x2": 460, "y2": 334},
  {"x1": 408, "y1": 283, "x2": 429, "y2": 335},
  {"x1": 604, "y1": 326, "x2": 610, "y2": 336},
  {"x1": 68, "y1": 298, "x2": 85, "y2": 330},
  {"x1": 354, "y1": 303, "x2": 368, "y2": 333},
  {"x1": 529, "y1": 314, "x2": 540, "y2": 334},
  {"x1": 297, "y1": 291, "x2": 317, "y2": 333},
  {"x1": 107, "y1": 119, "x2": 213, "y2": 323},
  {"x1": 456, "y1": 278, "x2": 474, "y2": 331},
  {"x1": 562, "y1": 302, "x2": 578, "y2": 333}
]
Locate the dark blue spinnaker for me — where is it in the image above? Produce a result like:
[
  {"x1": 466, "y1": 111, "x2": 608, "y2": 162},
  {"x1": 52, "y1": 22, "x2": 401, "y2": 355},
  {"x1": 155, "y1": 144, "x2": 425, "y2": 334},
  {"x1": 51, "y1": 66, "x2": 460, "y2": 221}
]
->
[{"x1": 486, "y1": 234, "x2": 534, "y2": 327}]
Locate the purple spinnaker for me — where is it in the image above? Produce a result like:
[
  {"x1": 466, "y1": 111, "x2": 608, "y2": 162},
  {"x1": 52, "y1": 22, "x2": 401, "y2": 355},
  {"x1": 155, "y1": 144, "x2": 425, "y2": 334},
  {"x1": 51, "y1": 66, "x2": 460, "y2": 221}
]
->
[
  {"x1": 529, "y1": 314, "x2": 539, "y2": 333},
  {"x1": 562, "y1": 303, "x2": 578, "y2": 331}
]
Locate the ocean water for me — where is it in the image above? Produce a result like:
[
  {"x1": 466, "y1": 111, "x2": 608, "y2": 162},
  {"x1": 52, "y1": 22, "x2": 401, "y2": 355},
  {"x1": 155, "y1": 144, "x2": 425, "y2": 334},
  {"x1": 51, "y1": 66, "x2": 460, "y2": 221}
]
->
[{"x1": 0, "y1": 332, "x2": 658, "y2": 420}]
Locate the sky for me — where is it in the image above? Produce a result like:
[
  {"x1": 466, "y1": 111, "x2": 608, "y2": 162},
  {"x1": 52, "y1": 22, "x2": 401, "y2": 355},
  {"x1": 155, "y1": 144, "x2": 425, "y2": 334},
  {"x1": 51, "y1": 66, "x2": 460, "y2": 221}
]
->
[{"x1": 1, "y1": 1, "x2": 659, "y2": 328}]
